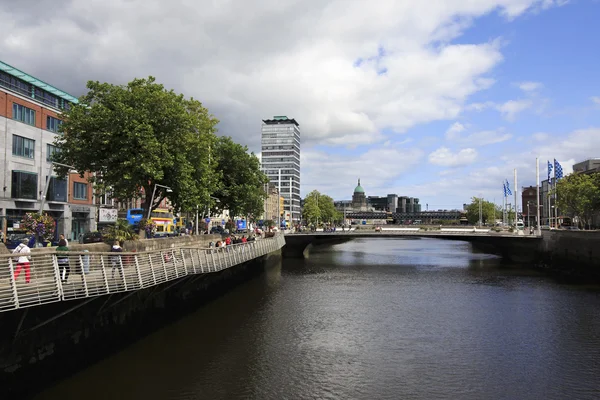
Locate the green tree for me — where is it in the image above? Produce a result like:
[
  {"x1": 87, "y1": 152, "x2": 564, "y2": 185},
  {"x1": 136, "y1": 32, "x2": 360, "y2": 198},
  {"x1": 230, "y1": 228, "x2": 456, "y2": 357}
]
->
[
  {"x1": 554, "y1": 172, "x2": 600, "y2": 229},
  {"x1": 54, "y1": 77, "x2": 219, "y2": 217},
  {"x1": 302, "y1": 191, "x2": 321, "y2": 224},
  {"x1": 465, "y1": 197, "x2": 499, "y2": 225},
  {"x1": 211, "y1": 137, "x2": 269, "y2": 219},
  {"x1": 302, "y1": 190, "x2": 338, "y2": 224},
  {"x1": 103, "y1": 219, "x2": 138, "y2": 243}
]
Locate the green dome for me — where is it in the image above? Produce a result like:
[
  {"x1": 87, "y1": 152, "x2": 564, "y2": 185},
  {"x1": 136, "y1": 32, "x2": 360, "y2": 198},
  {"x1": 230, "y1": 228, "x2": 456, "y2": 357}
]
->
[{"x1": 354, "y1": 179, "x2": 365, "y2": 193}]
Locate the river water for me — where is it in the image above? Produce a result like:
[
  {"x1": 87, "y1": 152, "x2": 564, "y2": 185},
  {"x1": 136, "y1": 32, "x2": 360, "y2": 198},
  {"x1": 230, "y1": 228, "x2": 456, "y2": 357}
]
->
[{"x1": 36, "y1": 238, "x2": 600, "y2": 400}]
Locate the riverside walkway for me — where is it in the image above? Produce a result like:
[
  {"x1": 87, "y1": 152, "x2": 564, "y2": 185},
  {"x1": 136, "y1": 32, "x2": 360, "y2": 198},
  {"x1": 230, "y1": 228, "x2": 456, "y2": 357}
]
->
[{"x1": 0, "y1": 235, "x2": 285, "y2": 313}]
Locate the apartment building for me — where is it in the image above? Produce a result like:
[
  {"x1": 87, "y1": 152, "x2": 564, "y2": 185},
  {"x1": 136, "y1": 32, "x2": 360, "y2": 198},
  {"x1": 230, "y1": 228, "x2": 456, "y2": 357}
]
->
[{"x1": 0, "y1": 60, "x2": 96, "y2": 242}]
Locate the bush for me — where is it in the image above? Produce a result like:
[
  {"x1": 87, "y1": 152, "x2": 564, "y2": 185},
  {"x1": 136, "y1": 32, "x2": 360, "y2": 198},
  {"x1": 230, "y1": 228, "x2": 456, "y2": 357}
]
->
[{"x1": 104, "y1": 219, "x2": 138, "y2": 243}]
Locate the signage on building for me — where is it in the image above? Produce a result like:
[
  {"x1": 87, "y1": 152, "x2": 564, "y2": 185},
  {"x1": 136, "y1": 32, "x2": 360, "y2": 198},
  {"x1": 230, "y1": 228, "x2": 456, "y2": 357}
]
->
[
  {"x1": 98, "y1": 208, "x2": 118, "y2": 223},
  {"x1": 71, "y1": 206, "x2": 90, "y2": 213}
]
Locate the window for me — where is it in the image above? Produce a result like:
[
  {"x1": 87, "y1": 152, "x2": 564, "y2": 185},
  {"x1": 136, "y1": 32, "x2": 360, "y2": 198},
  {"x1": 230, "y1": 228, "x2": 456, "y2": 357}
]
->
[
  {"x1": 46, "y1": 144, "x2": 61, "y2": 162},
  {"x1": 11, "y1": 171, "x2": 38, "y2": 200},
  {"x1": 46, "y1": 116, "x2": 63, "y2": 133},
  {"x1": 12, "y1": 135, "x2": 35, "y2": 159},
  {"x1": 73, "y1": 182, "x2": 88, "y2": 200},
  {"x1": 12, "y1": 103, "x2": 36, "y2": 126},
  {"x1": 46, "y1": 177, "x2": 67, "y2": 202}
]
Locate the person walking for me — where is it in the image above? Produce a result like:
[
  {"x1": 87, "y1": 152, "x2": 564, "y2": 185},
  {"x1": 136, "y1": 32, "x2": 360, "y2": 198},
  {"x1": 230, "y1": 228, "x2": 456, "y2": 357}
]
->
[
  {"x1": 110, "y1": 241, "x2": 123, "y2": 279},
  {"x1": 12, "y1": 238, "x2": 32, "y2": 284},
  {"x1": 56, "y1": 239, "x2": 70, "y2": 283}
]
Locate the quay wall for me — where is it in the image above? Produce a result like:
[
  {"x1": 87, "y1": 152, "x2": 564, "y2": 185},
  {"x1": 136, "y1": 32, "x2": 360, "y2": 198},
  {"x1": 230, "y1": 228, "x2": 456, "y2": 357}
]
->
[{"x1": 536, "y1": 230, "x2": 600, "y2": 279}]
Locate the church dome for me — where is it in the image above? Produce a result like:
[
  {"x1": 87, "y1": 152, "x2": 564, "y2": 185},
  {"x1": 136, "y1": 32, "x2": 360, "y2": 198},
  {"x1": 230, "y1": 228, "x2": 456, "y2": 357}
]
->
[{"x1": 354, "y1": 179, "x2": 365, "y2": 193}]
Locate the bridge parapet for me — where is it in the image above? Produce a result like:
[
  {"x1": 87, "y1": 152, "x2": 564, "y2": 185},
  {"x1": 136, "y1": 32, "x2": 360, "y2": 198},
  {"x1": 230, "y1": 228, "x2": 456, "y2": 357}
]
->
[{"x1": 0, "y1": 235, "x2": 285, "y2": 313}]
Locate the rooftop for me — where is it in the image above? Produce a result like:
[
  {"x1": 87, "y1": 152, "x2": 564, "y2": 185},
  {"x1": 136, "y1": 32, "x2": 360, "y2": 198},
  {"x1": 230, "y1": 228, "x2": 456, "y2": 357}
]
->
[
  {"x1": 0, "y1": 60, "x2": 79, "y2": 104},
  {"x1": 263, "y1": 116, "x2": 299, "y2": 126}
]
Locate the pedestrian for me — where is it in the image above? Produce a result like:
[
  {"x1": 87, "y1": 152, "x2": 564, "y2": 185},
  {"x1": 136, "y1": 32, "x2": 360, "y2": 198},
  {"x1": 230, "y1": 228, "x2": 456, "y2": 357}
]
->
[
  {"x1": 111, "y1": 240, "x2": 123, "y2": 279},
  {"x1": 12, "y1": 238, "x2": 32, "y2": 284},
  {"x1": 59, "y1": 234, "x2": 69, "y2": 247},
  {"x1": 56, "y1": 239, "x2": 70, "y2": 282}
]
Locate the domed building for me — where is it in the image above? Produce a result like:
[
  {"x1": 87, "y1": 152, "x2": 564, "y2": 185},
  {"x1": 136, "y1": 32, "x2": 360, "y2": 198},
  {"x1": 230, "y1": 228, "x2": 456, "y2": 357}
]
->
[{"x1": 351, "y1": 178, "x2": 368, "y2": 212}]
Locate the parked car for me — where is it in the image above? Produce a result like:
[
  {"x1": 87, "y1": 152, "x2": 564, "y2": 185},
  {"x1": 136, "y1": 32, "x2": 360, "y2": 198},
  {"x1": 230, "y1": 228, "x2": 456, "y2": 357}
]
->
[
  {"x1": 82, "y1": 231, "x2": 104, "y2": 244},
  {"x1": 210, "y1": 226, "x2": 225, "y2": 235},
  {"x1": 4, "y1": 233, "x2": 34, "y2": 250}
]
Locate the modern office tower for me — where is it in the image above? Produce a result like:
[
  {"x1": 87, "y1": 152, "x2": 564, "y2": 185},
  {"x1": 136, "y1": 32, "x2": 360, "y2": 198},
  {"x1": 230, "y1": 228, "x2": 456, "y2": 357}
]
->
[{"x1": 261, "y1": 116, "x2": 301, "y2": 225}]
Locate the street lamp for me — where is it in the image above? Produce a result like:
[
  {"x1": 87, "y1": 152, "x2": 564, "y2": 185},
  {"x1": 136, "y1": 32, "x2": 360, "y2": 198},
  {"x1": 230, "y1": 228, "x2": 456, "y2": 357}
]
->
[
  {"x1": 147, "y1": 184, "x2": 173, "y2": 220},
  {"x1": 197, "y1": 196, "x2": 220, "y2": 235}
]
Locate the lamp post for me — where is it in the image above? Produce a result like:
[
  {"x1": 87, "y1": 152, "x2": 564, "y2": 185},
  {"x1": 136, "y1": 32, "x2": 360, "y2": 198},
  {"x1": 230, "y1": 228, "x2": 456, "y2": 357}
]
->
[
  {"x1": 527, "y1": 201, "x2": 531, "y2": 229},
  {"x1": 478, "y1": 196, "x2": 482, "y2": 228},
  {"x1": 198, "y1": 196, "x2": 220, "y2": 235},
  {"x1": 147, "y1": 184, "x2": 173, "y2": 220}
]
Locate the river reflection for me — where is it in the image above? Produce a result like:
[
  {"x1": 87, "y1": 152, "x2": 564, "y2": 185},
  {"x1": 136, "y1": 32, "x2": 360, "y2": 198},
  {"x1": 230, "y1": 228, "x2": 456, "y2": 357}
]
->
[{"x1": 36, "y1": 238, "x2": 600, "y2": 400}]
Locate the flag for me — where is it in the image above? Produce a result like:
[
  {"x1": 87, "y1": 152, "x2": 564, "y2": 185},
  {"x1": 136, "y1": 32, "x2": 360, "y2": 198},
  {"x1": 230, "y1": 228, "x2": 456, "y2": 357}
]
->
[
  {"x1": 554, "y1": 159, "x2": 563, "y2": 180},
  {"x1": 505, "y1": 179, "x2": 512, "y2": 196},
  {"x1": 503, "y1": 182, "x2": 507, "y2": 197},
  {"x1": 547, "y1": 160, "x2": 553, "y2": 181}
]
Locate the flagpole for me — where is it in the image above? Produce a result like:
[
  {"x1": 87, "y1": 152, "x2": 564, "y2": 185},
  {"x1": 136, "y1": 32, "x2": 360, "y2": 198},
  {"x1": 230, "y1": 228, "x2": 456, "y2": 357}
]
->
[
  {"x1": 554, "y1": 165, "x2": 558, "y2": 229},
  {"x1": 536, "y1": 157, "x2": 541, "y2": 235},
  {"x1": 514, "y1": 169, "x2": 518, "y2": 229}
]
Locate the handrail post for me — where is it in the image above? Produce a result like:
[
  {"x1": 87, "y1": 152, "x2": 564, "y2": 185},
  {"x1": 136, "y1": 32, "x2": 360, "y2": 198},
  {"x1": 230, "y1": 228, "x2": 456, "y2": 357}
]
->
[
  {"x1": 7, "y1": 258, "x2": 20, "y2": 309},
  {"x1": 79, "y1": 255, "x2": 89, "y2": 298},
  {"x1": 100, "y1": 254, "x2": 110, "y2": 294},
  {"x1": 51, "y1": 254, "x2": 63, "y2": 301},
  {"x1": 119, "y1": 255, "x2": 128, "y2": 291},
  {"x1": 210, "y1": 248, "x2": 217, "y2": 272},
  {"x1": 134, "y1": 254, "x2": 143, "y2": 288},
  {"x1": 198, "y1": 249, "x2": 205, "y2": 273},
  {"x1": 148, "y1": 253, "x2": 157, "y2": 285},
  {"x1": 180, "y1": 249, "x2": 188, "y2": 275},
  {"x1": 160, "y1": 250, "x2": 169, "y2": 281}
]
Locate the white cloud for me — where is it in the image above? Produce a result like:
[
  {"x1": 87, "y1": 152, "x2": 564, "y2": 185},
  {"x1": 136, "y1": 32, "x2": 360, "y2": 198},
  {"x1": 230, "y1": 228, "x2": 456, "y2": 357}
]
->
[
  {"x1": 591, "y1": 96, "x2": 600, "y2": 106},
  {"x1": 0, "y1": 0, "x2": 567, "y2": 150},
  {"x1": 531, "y1": 132, "x2": 549, "y2": 141},
  {"x1": 301, "y1": 145, "x2": 424, "y2": 198},
  {"x1": 445, "y1": 123, "x2": 512, "y2": 145},
  {"x1": 428, "y1": 147, "x2": 478, "y2": 167},
  {"x1": 517, "y1": 81, "x2": 543, "y2": 92},
  {"x1": 496, "y1": 99, "x2": 533, "y2": 121}
]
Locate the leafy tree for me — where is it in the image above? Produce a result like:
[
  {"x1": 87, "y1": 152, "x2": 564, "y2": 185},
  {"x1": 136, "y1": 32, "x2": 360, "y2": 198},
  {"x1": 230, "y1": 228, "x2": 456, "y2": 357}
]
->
[
  {"x1": 302, "y1": 190, "x2": 338, "y2": 224},
  {"x1": 54, "y1": 77, "x2": 219, "y2": 217},
  {"x1": 465, "y1": 197, "x2": 499, "y2": 225},
  {"x1": 211, "y1": 136, "x2": 269, "y2": 219},
  {"x1": 302, "y1": 191, "x2": 321, "y2": 224},
  {"x1": 554, "y1": 172, "x2": 600, "y2": 229}
]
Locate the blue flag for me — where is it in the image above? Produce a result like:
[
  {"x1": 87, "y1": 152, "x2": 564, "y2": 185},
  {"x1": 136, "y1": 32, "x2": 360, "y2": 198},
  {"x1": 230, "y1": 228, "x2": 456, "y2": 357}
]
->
[
  {"x1": 505, "y1": 179, "x2": 512, "y2": 196},
  {"x1": 554, "y1": 159, "x2": 563, "y2": 180},
  {"x1": 547, "y1": 160, "x2": 553, "y2": 181}
]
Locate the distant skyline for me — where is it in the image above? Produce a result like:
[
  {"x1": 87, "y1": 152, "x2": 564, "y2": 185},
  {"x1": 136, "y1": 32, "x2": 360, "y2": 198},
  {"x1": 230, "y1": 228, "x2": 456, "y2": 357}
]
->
[{"x1": 2, "y1": 0, "x2": 599, "y2": 210}]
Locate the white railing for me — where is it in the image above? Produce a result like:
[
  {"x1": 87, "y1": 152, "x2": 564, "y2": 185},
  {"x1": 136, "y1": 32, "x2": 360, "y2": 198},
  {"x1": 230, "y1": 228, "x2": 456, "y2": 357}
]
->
[{"x1": 0, "y1": 234, "x2": 285, "y2": 313}]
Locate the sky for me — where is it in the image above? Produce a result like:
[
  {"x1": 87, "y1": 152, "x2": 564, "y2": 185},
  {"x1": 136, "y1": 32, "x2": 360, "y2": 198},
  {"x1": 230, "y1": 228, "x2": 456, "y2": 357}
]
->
[{"x1": 1, "y1": 0, "x2": 599, "y2": 211}]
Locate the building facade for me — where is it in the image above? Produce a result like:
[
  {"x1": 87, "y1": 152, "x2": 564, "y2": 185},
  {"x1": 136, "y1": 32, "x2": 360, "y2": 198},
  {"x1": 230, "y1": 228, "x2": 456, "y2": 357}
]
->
[
  {"x1": 334, "y1": 179, "x2": 420, "y2": 213},
  {"x1": 352, "y1": 179, "x2": 368, "y2": 211},
  {"x1": 521, "y1": 185, "x2": 543, "y2": 227},
  {"x1": 573, "y1": 158, "x2": 600, "y2": 174},
  {"x1": 0, "y1": 60, "x2": 97, "y2": 242},
  {"x1": 261, "y1": 116, "x2": 301, "y2": 223}
]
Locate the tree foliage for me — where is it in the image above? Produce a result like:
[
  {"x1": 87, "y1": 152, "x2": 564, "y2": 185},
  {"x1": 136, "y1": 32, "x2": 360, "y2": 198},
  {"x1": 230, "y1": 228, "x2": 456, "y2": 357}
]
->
[
  {"x1": 211, "y1": 136, "x2": 269, "y2": 219},
  {"x1": 302, "y1": 190, "x2": 340, "y2": 224},
  {"x1": 465, "y1": 197, "x2": 501, "y2": 225},
  {"x1": 554, "y1": 172, "x2": 600, "y2": 229},
  {"x1": 54, "y1": 77, "x2": 268, "y2": 221},
  {"x1": 54, "y1": 77, "x2": 219, "y2": 216}
]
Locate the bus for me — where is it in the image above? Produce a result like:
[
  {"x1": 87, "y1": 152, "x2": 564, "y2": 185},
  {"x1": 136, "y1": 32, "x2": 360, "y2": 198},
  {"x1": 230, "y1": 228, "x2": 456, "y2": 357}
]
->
[
  {"x1": 125, "y1": 208, "x2": 145, "y2": 229},
  {"x1": 151, "y1": 208, "x2": 175, "y2": 237}
]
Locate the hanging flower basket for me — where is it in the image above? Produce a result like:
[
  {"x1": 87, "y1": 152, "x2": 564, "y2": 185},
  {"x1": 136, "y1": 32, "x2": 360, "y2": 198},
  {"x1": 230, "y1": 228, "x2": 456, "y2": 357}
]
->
[
  {"x1": 21, "y1": 213, "x2": 56, "y2": 241},
  {"x1": 139, "y1": 219, "x2": 157, "y2": 238}
]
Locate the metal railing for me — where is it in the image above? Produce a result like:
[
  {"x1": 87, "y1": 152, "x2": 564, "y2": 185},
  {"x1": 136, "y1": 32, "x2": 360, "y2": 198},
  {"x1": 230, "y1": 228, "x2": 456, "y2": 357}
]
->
[{"x1": 0, "y1": 235, "x2": 285, "y2": 313}]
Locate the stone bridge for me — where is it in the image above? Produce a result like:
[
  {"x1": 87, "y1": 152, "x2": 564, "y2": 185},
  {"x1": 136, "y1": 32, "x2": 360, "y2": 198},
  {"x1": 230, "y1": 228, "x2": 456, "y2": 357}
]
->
[{"x1": 283, "y1": 230, "x2": 542, "y2": 263}]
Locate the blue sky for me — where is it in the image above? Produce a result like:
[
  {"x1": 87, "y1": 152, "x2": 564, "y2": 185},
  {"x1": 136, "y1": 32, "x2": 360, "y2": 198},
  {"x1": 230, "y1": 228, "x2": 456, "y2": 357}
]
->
[{"x1": 1, "y1": 0, "x2": 599, "y2": 211}]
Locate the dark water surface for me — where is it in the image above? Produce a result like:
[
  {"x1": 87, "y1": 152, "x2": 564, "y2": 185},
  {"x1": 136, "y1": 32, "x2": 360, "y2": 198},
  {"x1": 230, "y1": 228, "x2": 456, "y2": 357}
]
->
[{"x1": 36, "y1": 238, "x2": 600, "y2": 400}]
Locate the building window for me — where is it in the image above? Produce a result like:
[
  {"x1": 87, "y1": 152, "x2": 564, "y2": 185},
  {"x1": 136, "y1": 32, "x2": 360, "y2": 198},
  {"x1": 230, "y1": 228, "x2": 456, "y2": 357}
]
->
[
  {"x1": 12, "y1": 135, "x2": 35, "y2": 159},
  {"x1": 11, "y1": 171, "x2": 38, "y2": 200},
  {"x1": 73, "y1": 182, "x2": 88, "y2": 200},
  {"x1": 12, "y1": 103, "x2": 36, "y2": 126},
  {"x1": 46, "y1": 176, "x2": 67, "y2": 202},
  {"x1": 46, "y1": 144, "x2": 61, "y2": 162},
  {"x1": 46, "y1": 116, "x2": 63, "y2": 133}
]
